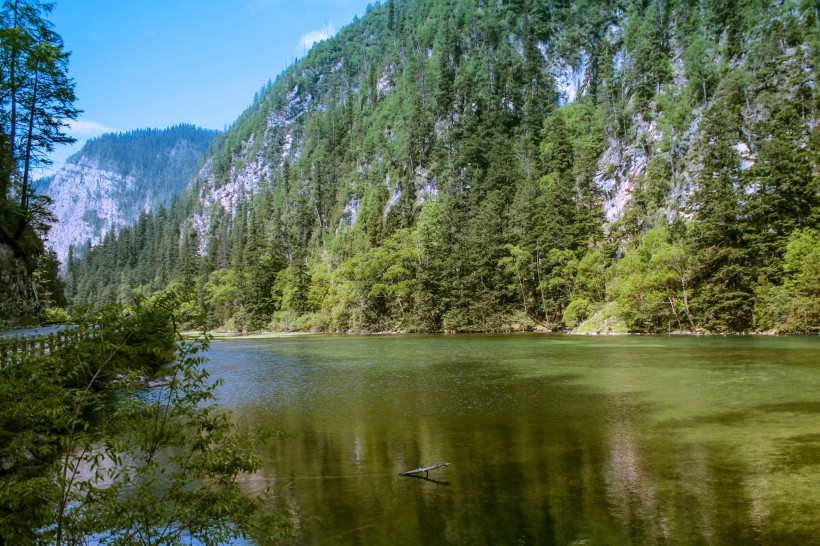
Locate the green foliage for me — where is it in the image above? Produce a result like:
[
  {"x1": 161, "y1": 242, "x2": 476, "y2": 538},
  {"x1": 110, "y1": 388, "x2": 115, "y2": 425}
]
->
[
  {"x1": 0, "y1": 290, "x2": 292, "y2": 544},
  {"x1": 0, "y1": 0, "x2": 79, "y2": 221},
  {"x1": 688, "y1": 85, "x2": 755, "y2": 332},
  {"x1": 203, "y1": 268, "x2": 241, "y2": 328},
  {"x1": 562, "y1": 298, "x2": 592, "y2": 329},
  {"x1": 755, "y1": 229, "x2": 820, "y2": 332},
  {"x1": 62, "y1": 0, "x2": 819, "y2": 335},
  {"x1": 747, "y1": 104, "x2": 818, "y2": 278},
  {"x1": 684, "y1": 30, "x2": 719, "y2": 105},
  {"x1": 782, "y1": 229, "x2": 820, "y2": 332},
  {"x1": 624, "y1": 1, "x2": 673, "y2": 108},
  {"x1": 40, "y1": 305, "x2": 69, "y2": 323},
  {"x1": 574, "y1": 301, "x2": 629, "y2": 334},
  {"x1": 610, "y1": 227, "x2": 695, "y2": 332},
  {"x1": 0, "y1": 0, "x2": 76, "y2": 321}
]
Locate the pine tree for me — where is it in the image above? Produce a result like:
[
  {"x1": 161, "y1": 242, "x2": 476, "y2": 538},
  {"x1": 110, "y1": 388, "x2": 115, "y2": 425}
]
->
[
  {"x1": 747, "y1": 104, "x2": 817, "y2": 278},
  {"x1": 537, "y1": 110, "x2": 581, "y2": 325},
  {"x1": 0, "y1": 0, "x2": 79, "y2": 228},
  {"x1": 690, "y1": 89, "x2": 753, "y2": 332}
]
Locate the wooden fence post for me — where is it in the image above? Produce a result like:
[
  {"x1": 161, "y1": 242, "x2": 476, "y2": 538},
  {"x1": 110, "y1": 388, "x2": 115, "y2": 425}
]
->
[{"x1": 0, "y1": 323, "x2": 107, "y2": 366}]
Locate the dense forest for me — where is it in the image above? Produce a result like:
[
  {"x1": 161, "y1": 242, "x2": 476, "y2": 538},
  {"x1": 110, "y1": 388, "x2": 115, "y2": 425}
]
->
[{"x1": 66, "y1": 0, "x2": 819, "y2": 334}]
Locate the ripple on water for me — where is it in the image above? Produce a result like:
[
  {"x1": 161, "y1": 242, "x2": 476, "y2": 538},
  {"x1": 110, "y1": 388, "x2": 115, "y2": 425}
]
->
[{"x1": 203, "y1": 334, "x2": 820, "y2": 545}]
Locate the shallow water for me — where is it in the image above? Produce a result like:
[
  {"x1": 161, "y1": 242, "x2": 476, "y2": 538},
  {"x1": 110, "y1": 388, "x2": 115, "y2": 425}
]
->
[{"x1": 205, "y1": 334, "x2": 820, "y2": 545}]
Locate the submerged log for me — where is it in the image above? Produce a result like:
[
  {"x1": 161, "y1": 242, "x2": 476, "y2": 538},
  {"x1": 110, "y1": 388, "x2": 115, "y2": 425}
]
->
[{"x1": 399, "y1": 463, "x2": 450, "y2": 477}]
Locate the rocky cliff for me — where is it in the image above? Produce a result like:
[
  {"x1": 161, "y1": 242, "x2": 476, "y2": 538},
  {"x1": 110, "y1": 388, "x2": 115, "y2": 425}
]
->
[
  {"x1": 0, "y1": 243, "x2": 35, "y2": 324},
  {"x1": 45, "y1": 125, "x2": 217, "y2": 263}
]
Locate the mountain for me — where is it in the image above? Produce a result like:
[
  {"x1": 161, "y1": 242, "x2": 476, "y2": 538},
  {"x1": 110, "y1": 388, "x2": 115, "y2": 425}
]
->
[
  {"x1": 45, "y1": 125, "x2": 218, "y2": 263},
  {"x1": 66, "y1": 0, "x2": 819, "y2": 333}
]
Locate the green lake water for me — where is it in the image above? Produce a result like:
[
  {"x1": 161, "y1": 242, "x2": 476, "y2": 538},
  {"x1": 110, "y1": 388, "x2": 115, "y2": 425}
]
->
[{"x1": 205, "y1": 334, "x2": 820, "y2": 545}]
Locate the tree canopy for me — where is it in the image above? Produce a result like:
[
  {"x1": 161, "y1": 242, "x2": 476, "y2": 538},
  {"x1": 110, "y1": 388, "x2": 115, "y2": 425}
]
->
[
  {"x1": 65, "y1": 0, "x2": 819, "y2": 334},
  {"x1": 0, "y1": 0, "x2": 78, "y2": 325}
]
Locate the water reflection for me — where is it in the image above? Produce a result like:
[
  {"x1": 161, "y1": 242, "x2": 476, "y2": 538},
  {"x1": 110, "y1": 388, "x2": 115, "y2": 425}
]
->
[{"x1": 206, "y1": 334, "x2": 820, "y2": 545}]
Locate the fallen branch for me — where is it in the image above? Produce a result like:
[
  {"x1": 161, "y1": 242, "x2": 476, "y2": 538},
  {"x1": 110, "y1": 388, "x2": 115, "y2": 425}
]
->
[{"x1": 399, "y1": 463, "x2": 450, "y2": 477}]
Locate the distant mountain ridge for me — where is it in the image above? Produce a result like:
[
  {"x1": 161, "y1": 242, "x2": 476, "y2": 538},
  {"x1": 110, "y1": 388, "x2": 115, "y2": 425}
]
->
[{"x1": 46, "y1": 125, "x2": 218, "y2": 262}]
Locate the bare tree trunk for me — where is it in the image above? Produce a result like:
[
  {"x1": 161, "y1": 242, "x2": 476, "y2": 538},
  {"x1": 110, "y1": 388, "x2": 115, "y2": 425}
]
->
[
  {"x1": 9, "y1": 1, "x2": 20, "y2": 175},
  {"x1": 667, "y1": 295, "x2": 681, "y2": 330},
  {"x1": 680, "y1": 282, "x2": 695, "y2": 330},
  {"x1": 21, "y1": 67, "x2": 40, "y2": 213},
  {"x1": 535, "y1": 244, "x2": 545, "y2": 311},
  {"x1": 518, "y1": 270, "x2": 527, "y2": 314}
]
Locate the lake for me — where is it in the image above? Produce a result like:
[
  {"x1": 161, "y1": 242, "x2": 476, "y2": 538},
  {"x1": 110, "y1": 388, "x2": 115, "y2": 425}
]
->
[{"x1": 204, "y1": 334, "x2": 820, "y2": 545}]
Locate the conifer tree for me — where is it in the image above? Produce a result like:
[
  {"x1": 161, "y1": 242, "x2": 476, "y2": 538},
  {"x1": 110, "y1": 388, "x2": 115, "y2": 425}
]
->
[
  {"x1": 690, "y1": 87, "x2": 753, "y2": 331},
  {"x1": 747, "y1": 104, "x2": 817, "y2": 278},
  {"x1": 0, "y1": 0, "x2": 79, "y2": 226}
]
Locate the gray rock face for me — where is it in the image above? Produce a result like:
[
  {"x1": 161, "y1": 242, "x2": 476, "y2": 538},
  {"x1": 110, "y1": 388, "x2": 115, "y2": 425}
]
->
[
  {"x1": 0, "y1": 243, "x2": 33, "y2": 320},
  {"x1": 46, "y1": 157, "x2": 141, "y2": 262},
  {"x1": 44, "y1": 126, "x2": 217, "y2": 264}
]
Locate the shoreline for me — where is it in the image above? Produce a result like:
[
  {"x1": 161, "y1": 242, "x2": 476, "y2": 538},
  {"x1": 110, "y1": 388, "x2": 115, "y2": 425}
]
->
[{"x1": 182, "y1": 328, "x2": 814, "y2": 340}]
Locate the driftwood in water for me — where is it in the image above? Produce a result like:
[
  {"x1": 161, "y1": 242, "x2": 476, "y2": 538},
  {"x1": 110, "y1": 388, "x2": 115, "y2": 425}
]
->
[{"x1": 399, "y1": 463, "x2": 450, "y2": 478}]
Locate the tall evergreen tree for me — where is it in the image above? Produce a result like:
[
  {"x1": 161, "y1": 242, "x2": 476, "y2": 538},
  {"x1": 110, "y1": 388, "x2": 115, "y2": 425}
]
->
[
  {"x1": 690, "y1": 87, "x2": 753, "y2": 331},
  {"x1": 747, "y1": 104, "x2": 817, "y2": 277},
  {"x1": 0, "y1": 0, "x2": 78, "y2": 226}
]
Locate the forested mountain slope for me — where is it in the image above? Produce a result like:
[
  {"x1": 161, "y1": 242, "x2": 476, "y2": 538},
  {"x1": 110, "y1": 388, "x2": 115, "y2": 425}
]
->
[
  {"x1": 46, "y1": 125, "x2": 217, "y2": 263},
  {"x1": 67, "y1": 0, "x2": 819, "y2": 333}
]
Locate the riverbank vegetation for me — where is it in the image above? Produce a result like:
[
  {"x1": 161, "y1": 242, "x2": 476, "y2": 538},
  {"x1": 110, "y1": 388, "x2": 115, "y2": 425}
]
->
[
  {"x1": 1, "y1": 3, "x2": 289, "y2": 542},
  {"x1": 64, "y1": 0, "x2": 819, "y2": 335},
  {"x1": 0, "y1": 290, "x2": 293, "y2": 543}
]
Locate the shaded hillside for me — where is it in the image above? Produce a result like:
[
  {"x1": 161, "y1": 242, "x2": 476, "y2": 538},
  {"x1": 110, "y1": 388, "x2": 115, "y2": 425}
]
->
[
  {"x1": 46, "y1": 125, "x2": 217, "y2": 262},
  {"x1": 67, "y1": 0, "x2": 819, "y2": 333}
]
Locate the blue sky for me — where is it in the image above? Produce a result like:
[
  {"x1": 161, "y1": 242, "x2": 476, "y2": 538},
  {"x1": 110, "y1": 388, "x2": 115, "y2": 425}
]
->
[{"x1": 45, "y1": 0, "x2": 373, "y2": 172}]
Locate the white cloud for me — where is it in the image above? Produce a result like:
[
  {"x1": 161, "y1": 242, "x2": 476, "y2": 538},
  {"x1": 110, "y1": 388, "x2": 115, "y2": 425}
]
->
[
  {"x1": 68, "y1": 119, "x2": 116, "y2": 138},
  {"x1": 298, "y1": 27, "x2": 333, "y2": 54}
]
